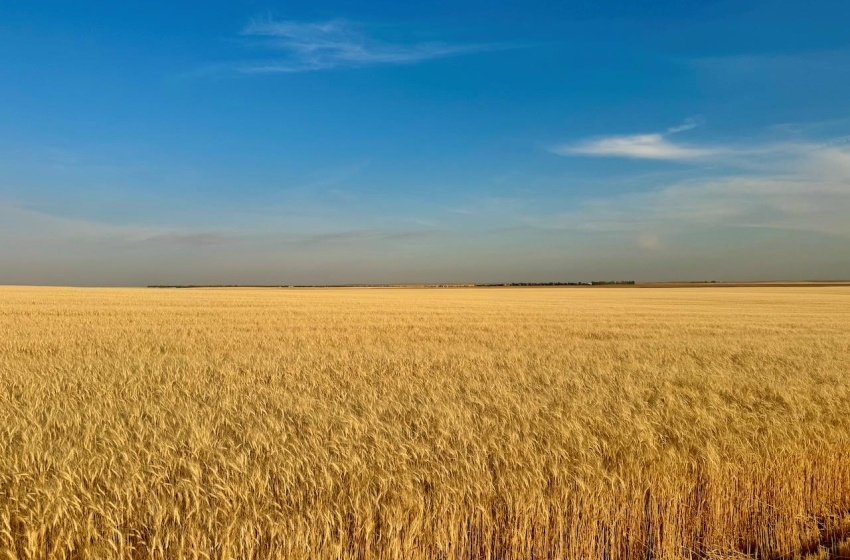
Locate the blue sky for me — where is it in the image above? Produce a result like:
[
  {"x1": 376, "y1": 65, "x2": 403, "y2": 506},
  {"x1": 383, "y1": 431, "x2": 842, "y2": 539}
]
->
[{"x1": 1, "y1": 0, "x2": 849, "y2": 285}]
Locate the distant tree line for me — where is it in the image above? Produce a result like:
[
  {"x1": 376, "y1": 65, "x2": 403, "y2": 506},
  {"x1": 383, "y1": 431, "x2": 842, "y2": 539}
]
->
[
  {"x1": 479, "y1": 281, "x2": 636, "y2": 287},
  {"x1": 148, "y1": 281, "x2": 637, "y2": 289}
]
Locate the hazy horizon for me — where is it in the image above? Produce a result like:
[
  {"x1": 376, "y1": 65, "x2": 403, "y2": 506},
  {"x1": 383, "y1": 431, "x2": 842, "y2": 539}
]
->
[{"x1": 2, "y1": 1, "x2": 849, "y2": 286}]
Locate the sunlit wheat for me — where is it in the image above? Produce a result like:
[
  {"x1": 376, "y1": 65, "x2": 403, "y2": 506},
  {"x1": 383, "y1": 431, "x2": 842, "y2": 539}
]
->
[{"x1": 1, "y1": 286, "x2": 849, "y2": 559}]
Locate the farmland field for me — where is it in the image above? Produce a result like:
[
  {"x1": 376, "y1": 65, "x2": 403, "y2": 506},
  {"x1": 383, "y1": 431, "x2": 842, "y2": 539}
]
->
[{"x1": 1, "y1": 286, "x2": 849, "y2": 559}]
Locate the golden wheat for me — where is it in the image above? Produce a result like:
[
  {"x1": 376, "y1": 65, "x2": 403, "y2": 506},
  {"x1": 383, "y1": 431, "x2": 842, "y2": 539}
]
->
[{"x1": 1, "y1": 286, "x2": 849, "y2": 559}]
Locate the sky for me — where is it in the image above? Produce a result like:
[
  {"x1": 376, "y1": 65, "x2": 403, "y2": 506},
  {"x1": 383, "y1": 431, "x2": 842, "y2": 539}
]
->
[{"x1": 1, "y1": 0, "x2": 849, "y2": 285}]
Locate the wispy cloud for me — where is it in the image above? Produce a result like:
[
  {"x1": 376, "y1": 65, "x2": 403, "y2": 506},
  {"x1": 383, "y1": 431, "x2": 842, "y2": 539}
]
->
[
  {"x1": 547, "y1": 144, "x2": 850, "y2": 249},
  {"x1": 666, "y1": 117, "x2": 704, "y2": 134},
  {"x1": 236, "y1": 17, "x2": 500, "y2": 73},
  {"x1": 555, "y1": 133, "x2": 715, "y2": 160},
  {"x1": 551, "y1": 118, "x2": 842, "y2": 167},
  {"x1": 552, "y1": 118, "x2": 716, "y2": 161},
  {"x1": 0, "y1": 205, "x2": 247, "y2": 248},
  {"x1": 0, "y1": 203, "x2": 440, "y2": 254}
]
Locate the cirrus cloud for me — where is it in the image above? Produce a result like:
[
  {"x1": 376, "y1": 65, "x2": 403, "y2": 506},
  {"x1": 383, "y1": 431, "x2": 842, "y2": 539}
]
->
[
  {"x1": 236, "y1": 17, "x2": 505, "y2": 73},
  {"x1": 552, "y1": 118, "x2": 716, "y2": 161},
  {"x1": 548, "y1": 145, "x2": 850, "y2": 241},
  {"x1": 554, "y1": 132, "x2": 716, "y2": 160}
]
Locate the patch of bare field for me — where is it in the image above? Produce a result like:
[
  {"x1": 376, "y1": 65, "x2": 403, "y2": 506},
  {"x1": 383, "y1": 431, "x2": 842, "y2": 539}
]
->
[{"x1": 1, "y1": 286, "x2": 849, "y2": 559}]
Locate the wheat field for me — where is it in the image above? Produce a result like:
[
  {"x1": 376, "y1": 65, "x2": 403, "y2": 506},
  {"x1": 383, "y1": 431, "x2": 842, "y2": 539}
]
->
[{"x1": 1, "y1": 286, "x2": 849, "y2": 560}]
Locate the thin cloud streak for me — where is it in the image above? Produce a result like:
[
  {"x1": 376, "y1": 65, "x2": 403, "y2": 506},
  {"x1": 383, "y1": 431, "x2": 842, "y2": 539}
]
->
[
  {"x1": 666, "y1": 117, "x2": 704, "y2": 134},
  {"x1": 237, "y1": 17, "x2": 504, "y2": 73},
  {"x1": 553, "y1": 118, "x2": 714, "y2": 161},
  {"x1": 547, "y1": 146, "x2": 850, "y2": 246},
  {"x1": 552, "y1": 118, "x2": 849, "y2": 167},
  {"x1": 555, "y1": 133, "x2": 716, "y2": 160},
  {"x1": 0, "y1": 204, "x2": 441, "y2": 251}
]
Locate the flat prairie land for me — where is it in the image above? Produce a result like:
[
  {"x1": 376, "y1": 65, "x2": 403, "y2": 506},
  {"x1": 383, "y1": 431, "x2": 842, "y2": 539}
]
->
[{"x1": 1, "y1": 286, "x2": 849, "y2": 560}]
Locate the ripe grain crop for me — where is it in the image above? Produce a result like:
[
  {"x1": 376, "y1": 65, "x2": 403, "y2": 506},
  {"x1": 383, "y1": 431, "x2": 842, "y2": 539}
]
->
[{"x1": 1, "y1": 286, "x2": 849, "y2": 560}]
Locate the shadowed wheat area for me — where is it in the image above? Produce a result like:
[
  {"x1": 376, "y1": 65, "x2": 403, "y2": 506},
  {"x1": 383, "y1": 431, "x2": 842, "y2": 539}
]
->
[{"x1": 1, "y1": 286, "x2": 849, "y2": 560}]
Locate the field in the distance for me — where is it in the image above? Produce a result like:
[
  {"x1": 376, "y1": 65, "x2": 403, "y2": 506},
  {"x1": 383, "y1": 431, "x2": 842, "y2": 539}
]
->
[{"x1": 1, "y1": 286, "x2": 849, "y2": 560}]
